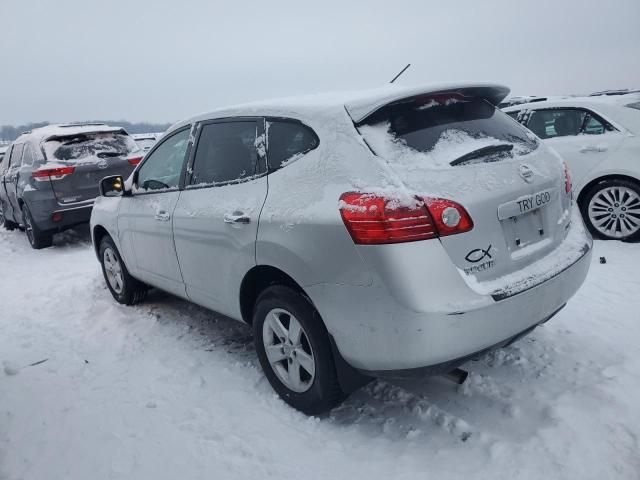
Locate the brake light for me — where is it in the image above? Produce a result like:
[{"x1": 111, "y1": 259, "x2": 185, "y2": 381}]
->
[
  {"x1": 563, "y1": 162, "x2": 572, "y2": 194},
  {"x1": 128, "y1": 156, "x2": 143, "y2": 165},
  {"x1": 339, "y1": 192, "x2": 473, "y2": 245},
  {"x1": 32, "y1": 166, "x2": 75, "y2": 181}
]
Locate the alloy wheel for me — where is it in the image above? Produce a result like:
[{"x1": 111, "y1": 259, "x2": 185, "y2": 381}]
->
[
  {"x1": 262, "y1": 308, "x2": 316, "y2": 393},
  {"x1": 588, "y1": 186, "x2": 640, "y2": 239},
  {"x1": 103, "y1": 247, "x2": 125, "y2": 294}
]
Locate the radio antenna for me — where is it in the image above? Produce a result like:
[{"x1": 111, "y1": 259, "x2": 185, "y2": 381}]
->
[{"x1": 390, "y1": 63, "x2": 411, "y2": 84}]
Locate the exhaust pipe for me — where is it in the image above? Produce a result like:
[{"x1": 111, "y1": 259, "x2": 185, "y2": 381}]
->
[{"x1": 444, "y1": 368, "x2": 468, "y2": 385}]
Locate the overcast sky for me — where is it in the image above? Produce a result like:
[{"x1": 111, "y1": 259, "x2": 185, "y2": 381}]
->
[{"x1": 1, "y1": 0, "x2": 638, "y2": 125}]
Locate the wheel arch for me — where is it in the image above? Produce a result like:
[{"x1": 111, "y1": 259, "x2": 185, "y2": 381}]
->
[
  {"x1": 239, "y1": 265, "x2": 308, "y2": 325},
  {"x1": 92, "y1": 224, "x2": 111, "y2": 259},
  {"x1": 577, "y1": 173, "x2": 640, "y2": 208}
]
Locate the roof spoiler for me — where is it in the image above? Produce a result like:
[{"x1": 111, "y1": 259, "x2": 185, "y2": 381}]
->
[{"x1": 346, "y1": 83, "x2": 510, "y2": 125}]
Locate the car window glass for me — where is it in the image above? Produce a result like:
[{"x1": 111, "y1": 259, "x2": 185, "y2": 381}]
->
[
  {"x1": 8, "y1": 144, "x2": 24, "y2": 169},
  {"x1": 21, "y1": 145, "x2": 35, "y2": 166},
  {"x1": 266, "y1": 121, "x2": 318, "y2": 169},
  {"x1": 135, "y1": 128, "x2": 190, "y2": 192},
  {"x1": 190, "y1": 121, "x2": 257, "y2": 185},
  {"x1": 0, "y1": 146, "x2": 11, "y2": 171},
  {"x1": 527, "y1": 109, "x2": 586, "y2": 139},
  {"x1": 583, "y1": 115, "x2": 605, "y2": 135}
]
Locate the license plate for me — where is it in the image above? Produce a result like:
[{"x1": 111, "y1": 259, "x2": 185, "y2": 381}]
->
[{"x1": 498, "y1": 188, "x2": 556, "y2": 220}]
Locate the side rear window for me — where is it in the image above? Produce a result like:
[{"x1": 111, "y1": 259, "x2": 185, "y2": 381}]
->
[
  {"x1": 266, "y1": 120, "x2": 318, "y2": 170},
  {"x1": 8, "y1": 144, "x2": 24, "y2": 168},
  {"x1": 190, "y1": 121, "x2": 258, "y2": 186}
]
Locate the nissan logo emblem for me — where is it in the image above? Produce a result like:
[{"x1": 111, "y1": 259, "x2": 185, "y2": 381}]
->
[{"x1": 519, "y1": 164, "x2": 534, "y2": 183}]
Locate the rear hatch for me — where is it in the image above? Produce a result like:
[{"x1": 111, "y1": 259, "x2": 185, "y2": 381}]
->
[
  {"x1": 41, "y1": 130, "x2": 141, "y2": 205},
  {"x1": 354, "y1": 91, "x2": 573, "y2": 286}
]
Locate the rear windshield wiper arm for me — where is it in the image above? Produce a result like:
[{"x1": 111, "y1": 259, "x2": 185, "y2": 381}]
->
[{"x1": 450, "y1": 144, "x2": 514, "y2": 166}]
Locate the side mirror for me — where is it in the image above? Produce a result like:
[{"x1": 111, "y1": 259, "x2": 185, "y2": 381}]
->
[{"x1": 99, "y1": 175, "x2": 128, "y2": 197}]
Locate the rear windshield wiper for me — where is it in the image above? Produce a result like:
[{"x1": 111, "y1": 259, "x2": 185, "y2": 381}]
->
[{"x1": 450, "y1": 144, "x2": 514, "y2": 166}]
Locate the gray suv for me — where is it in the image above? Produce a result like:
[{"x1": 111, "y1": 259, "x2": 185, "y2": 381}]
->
[
  {"x1": 91, "y1": 83, "x2": 592, "y2": 414},
  {"x1": 0, "y1": 124, "x2": 142, "y2": 248}
]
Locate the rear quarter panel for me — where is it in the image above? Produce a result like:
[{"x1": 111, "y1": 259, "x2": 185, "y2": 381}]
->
[{"x1": 256, "y1": 114, "x2": 380, "y2": 288}]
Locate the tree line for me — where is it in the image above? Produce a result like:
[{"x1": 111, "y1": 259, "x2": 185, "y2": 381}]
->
[{"x1": 0, "y1": 120, "x2": 173, "y2": 141}]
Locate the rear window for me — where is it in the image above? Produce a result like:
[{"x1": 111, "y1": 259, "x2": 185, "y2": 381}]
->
[
  {"x1": 44, "y1": 132, "x2": 139, "y2": 162},
  {"x1": 359, "y1": 96, "x2": 538, "y2": 168}
]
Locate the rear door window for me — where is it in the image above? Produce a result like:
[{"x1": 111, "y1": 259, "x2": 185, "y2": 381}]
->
[
  {"x1": 189, "y1": 121, "x2": 258, "y2": 186},
  {"x1": 359, "y1": 95, "x2": 538, "y2": 168},
  {"x1": 266, "y1": 120, "x2": 318, "y2": 170},
  {"x1": 44, "y1": 132, "x2": 139, "y2": 162}
]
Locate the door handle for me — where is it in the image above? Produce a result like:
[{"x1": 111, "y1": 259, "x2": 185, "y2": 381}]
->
[
  {"x1": 154, "y1": 210, "x2": 170, "y2": 221},
  {"x1": 224, "y1": 212, "x2": 251, "y2": 224}
]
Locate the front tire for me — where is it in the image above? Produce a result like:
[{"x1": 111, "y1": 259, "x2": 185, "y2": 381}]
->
[
  {"x1": 22, "y1": 204, "x2": 53, "y2": 249},
  {"x1": 581, "y1": 178, "x2": 640, "y2": 241},
  {"x1": 253, "y1": 286, "x2": 344, "y2": 415},
  {"x1": 99, "y1": 236, "x2": 147, "y2": 305}
]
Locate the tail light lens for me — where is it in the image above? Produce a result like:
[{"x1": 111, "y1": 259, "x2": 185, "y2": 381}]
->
[
  {"x1": 563, "y1": 162, "x2": 572, "y2": 194},
  {"x1": 32, "y1": 166, "x2": 75, "y2": 181},
  {"x1": 339, "y1": 192, "x2": 473, "y2": 245},
  {"x1": 422, "y1": 197, "x2": 474, "y2": 237},
  {"x1": 128, "y1": 156, "x2": 143, "y2": 166}
]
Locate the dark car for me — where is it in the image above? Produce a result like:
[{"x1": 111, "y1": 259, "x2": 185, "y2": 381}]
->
[{"x1": 0, "y1": 124, "x2": 142, "y2": 248}]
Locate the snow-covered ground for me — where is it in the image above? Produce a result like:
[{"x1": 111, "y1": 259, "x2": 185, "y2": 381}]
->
[{"x1": 1, "y1": 227, "x2": 639, "y2": 480}]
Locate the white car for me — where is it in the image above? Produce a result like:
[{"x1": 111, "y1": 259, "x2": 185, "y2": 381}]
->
[{"x1": 503, "y1": 93, "x2": 640, "y2": 241}]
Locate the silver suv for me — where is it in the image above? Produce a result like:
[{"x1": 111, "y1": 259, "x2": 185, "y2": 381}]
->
[{"x1": 91, "y1": 83, "x2": 592, "y2": 414}]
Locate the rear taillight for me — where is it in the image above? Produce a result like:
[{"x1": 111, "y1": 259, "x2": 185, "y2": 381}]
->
[
  {"x1": 422, "y1": 197, "x2": 474, "y2": 237},
  {"x1": 128, "y1": 156, "x2": 143, "y2": 165},
  {"x1": 339, "y1": 192, "x2": 473, "y2": 245},
  {"x1": 32, "y1": 166, "x2": 75, "y2": 182},
  {"x1": 563, "y1": 162, "x2": 572, "y2": 194}
]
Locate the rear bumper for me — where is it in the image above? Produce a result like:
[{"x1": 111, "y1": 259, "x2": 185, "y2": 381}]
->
[
  {"x1": 306, "y1": 224, "x2": 592, "y2": 373},
  {"x1": 24, "y1": 191, "x2": 93, "y2": 231}
]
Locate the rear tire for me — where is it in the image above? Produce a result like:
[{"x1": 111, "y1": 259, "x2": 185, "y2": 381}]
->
[
  {"x1": 99, "y1": 236, "x2": 147, "y2": 305},
  {"x1": 253, "y1": 285, "x2": 344, "y2": 415},
  {"x1": 580, "y1": 178, "x2": 640, "y2": 242},
  {"x1": 22, "y1": 204, "x2": 53, "y2": 249}
]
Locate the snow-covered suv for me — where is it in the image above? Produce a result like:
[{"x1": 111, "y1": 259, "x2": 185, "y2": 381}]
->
[
  {"x1": 503, "y1": 93, "x2": 640, "y2": 241},
  {"x1": 91, "y1": 83, "x2": 592, "y2": 414},
  {"x1": 0, "y1": 124, "x2": 142, "y2": 248}
]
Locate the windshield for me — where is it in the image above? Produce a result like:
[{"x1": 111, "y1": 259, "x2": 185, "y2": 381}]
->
[
  {"x1": 44, "y1": 132, "x2": 139, "y2": 162},
  {"x1": 359, "y1": 96, "x2": 538, "y2": 168}
]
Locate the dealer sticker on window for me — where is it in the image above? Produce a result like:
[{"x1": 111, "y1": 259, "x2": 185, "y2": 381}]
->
[{"x1": 497, "y1": 188, "x2": 556, "y2": 220}]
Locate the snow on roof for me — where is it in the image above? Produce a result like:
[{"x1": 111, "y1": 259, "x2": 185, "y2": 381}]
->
[
  {"x1": 16, "y1": 124, "x2": 127, "y2": 144},
  {"x1": 170, "y1": 82, "x2": 510, "y2": 132},
  {"x1": 502, "y1": 91, "x2": 640, "y2": 112}
]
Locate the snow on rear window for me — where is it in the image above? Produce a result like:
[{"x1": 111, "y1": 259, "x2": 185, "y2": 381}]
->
[
  {"x1": 44, "y1": 132, "x2": 139, "y2": 162},
  {"x1": 359, "y1": 97, "x2": 538, "y2": 169}
]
